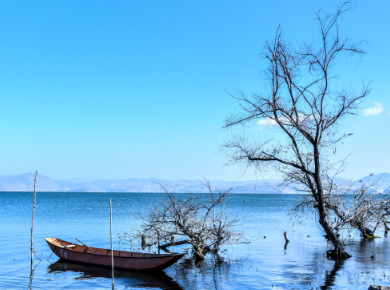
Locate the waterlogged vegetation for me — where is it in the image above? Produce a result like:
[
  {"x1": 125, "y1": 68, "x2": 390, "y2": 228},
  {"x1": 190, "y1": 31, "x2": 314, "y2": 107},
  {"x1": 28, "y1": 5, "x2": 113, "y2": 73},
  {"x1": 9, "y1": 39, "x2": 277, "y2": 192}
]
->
[{"x1": 124, "y1": 180, "x2": 247, "y2": 260}]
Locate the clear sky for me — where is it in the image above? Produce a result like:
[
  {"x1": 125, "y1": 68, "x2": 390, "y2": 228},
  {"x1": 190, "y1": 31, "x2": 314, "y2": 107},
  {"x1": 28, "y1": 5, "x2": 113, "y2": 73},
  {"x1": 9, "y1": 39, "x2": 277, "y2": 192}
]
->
[{"x1": 0, "y1": 1, "x2": 388, "y2": 181}]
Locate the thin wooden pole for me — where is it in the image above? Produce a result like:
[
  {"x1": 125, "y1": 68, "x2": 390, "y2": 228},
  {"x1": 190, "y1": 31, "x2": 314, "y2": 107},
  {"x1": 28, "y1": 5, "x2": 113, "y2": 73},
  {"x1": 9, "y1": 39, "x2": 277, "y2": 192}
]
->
[
  {"x1": 31, "y1": 171, "x2": 38, "y2": 269},
  {"x1": 110, "y1": 198, "x2": 114, "y2": 289}
]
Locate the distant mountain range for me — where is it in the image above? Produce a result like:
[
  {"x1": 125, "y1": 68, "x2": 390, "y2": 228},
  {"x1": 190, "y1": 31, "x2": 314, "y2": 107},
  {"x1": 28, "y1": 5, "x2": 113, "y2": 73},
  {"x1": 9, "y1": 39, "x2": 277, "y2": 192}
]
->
[{"x1": 0, "y1": 172, "x2": 389, "y2": 193}]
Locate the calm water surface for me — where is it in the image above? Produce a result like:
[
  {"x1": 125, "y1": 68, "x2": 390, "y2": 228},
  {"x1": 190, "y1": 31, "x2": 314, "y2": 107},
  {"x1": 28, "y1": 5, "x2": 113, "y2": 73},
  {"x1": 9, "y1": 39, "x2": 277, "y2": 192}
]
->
[{"x1": 1, "y1": 192, "x2": 390, "y2": 289}]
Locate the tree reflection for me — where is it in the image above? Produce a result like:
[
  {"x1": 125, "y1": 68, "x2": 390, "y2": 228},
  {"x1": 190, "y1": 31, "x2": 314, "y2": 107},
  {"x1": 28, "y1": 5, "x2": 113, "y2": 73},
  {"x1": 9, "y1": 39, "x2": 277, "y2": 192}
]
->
[
  {"x1": 172, "y1": 253, "x2": 247, "y2": 290},
  {"x1": 320, "y1": 259, "x2": 344, "y2": 290}
]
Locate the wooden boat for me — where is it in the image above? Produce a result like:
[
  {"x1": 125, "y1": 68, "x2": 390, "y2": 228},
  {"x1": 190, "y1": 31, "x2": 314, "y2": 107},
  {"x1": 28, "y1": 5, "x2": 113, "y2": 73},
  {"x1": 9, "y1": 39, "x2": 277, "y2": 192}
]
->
[{"x1": 45, "y1": 237, "x2": 186, "y2": 271}]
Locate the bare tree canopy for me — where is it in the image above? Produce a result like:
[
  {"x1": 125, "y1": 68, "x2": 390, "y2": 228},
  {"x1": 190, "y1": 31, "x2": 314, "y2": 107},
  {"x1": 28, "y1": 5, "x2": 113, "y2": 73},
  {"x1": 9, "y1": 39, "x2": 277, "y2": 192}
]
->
[
  {"x1": 293, "y1": 177, "x2": 390, "y2": 239},
  {"x1": 130, "y1": 180, "x2": 246, "y2": 260},
  {"x1": 223, "y1": 2, "x2": 370, "y2": 258},
  {"x1": 326, "y1": 188, "x2": 390, "y2": 239}
]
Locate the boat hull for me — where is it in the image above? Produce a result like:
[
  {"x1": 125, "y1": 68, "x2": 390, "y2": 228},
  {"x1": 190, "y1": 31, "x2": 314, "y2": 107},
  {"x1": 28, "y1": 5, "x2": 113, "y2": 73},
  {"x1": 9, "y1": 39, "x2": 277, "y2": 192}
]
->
[{"x1": 45, "y1": 238, "x2": 185, "y2": 271}]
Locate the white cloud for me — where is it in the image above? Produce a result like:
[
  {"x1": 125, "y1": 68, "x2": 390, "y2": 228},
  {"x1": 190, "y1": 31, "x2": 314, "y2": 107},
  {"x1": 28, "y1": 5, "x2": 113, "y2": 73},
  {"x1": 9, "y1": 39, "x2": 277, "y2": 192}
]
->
[
  {"x1": 256, "y1": 114, "x2": 309, "y2": 127},
  {"x1": 257, "y1": 118, "x2": 277, "y2": 126},
  {"x1": 362, "y1": 102, "x2": 384, "y2": 116}
]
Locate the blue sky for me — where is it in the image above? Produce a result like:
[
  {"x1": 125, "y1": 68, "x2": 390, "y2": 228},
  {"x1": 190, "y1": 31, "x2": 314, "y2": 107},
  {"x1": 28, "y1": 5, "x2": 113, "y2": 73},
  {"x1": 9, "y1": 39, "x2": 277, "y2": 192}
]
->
[{"x1": 0, "y1": 1, "x2": 388, "y2": 181}]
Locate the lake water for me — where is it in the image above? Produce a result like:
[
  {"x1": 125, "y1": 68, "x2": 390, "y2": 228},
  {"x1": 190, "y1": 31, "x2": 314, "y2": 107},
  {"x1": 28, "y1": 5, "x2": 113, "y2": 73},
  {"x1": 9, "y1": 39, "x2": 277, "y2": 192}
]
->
[{"x1": 1, "y1": 192, "x2": 390, "y2": 289}]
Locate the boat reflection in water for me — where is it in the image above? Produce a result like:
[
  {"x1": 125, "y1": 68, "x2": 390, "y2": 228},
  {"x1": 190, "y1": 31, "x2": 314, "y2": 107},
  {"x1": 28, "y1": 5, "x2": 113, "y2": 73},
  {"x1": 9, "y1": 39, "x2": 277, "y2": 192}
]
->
[{"x1": 47, "y1": 260, "x2": 185, "y2": 290}]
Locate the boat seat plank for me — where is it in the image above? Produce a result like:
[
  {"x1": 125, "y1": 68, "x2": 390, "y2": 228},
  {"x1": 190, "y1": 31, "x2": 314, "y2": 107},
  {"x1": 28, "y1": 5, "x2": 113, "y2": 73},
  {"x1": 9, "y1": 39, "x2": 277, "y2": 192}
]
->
[{"x1": 59, "y1": 245, "x2": 76, "y2": 248}]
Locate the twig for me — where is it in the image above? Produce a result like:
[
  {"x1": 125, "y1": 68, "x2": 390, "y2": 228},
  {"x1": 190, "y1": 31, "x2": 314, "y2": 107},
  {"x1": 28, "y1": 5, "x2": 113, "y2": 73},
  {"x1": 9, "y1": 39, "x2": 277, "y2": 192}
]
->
[
  {"x1": 30, "y1": 171, "x2": 38, "y2": 270},
  {"x1": 110, "y1": 198, "x2": 114, "y2": 289}
]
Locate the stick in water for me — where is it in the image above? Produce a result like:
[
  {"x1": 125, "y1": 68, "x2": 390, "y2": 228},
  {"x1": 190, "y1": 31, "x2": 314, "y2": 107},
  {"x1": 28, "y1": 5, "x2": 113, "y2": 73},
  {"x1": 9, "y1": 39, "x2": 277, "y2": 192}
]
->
[
  {"x1": 110, "y1": 198, "x2": 114, "y2": 289},
  {"x1": 284, "y1": 231, "x2": 290, "y2": 243},
  {"x1": 31, "y1": 171, "x2": 38, "y2": 269}
]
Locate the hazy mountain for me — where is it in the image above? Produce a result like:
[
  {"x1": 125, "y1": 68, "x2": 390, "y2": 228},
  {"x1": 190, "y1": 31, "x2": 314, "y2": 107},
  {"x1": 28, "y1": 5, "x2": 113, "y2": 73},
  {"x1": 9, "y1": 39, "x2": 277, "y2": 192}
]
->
[
  {"x1": 0, "y1": 173, "x2": 61, "y2": 191},
  {"x1": 91, "y1": 178, "x2": 169, "y2": 192},
  {"x1": 0, "y1": 173, "x2": 289, "y2": 193},
  {"x1": 0, "y1": 172, "x2": 388, "y2": 193},
  {"x1": 353, "y1": 172, "x2": 390, "y2": 193}
]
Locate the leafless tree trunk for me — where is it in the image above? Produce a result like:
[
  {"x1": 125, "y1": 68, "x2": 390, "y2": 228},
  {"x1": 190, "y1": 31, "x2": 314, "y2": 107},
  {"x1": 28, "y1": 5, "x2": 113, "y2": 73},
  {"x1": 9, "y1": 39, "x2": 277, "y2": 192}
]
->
[
  {"x1": 31, "y1": 171, "x2": 38, "y2": 268},
  {"x1": 223, "y1": 3, "x2": 369, "y2": 258}
]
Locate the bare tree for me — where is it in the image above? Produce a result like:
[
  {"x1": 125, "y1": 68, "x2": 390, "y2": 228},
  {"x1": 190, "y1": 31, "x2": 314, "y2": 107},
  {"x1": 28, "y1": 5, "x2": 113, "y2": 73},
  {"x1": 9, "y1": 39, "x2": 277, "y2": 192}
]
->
[
  {"x1": 223, "y1": 3, "x2": 370, "y2": 258},
  {"x1": 131, "y1": 180, "x2": 246, "y2": 260},
  {"x1": 293, "y1": 178, "x2": 390, "y2": 240},
  {"x1": 324, "y1": 180, "x2": 390, "y2": 238}
]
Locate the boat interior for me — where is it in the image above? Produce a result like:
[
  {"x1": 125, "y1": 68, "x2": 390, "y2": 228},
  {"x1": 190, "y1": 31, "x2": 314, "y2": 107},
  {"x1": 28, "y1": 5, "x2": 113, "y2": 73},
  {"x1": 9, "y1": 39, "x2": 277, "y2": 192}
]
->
[{"x1": 45, "y1": 237, "x2": 170, "y2": 258}]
